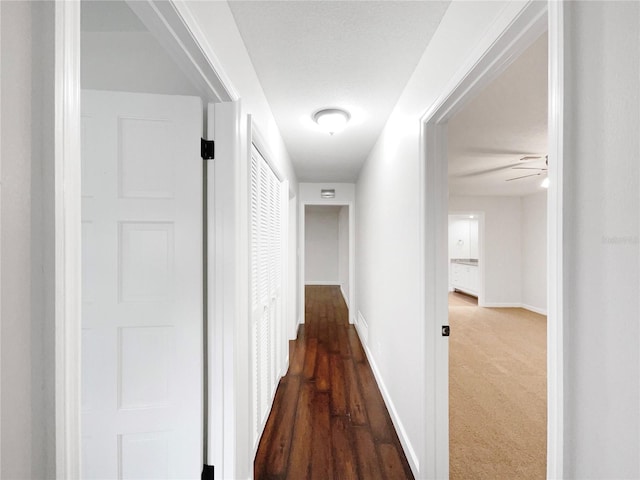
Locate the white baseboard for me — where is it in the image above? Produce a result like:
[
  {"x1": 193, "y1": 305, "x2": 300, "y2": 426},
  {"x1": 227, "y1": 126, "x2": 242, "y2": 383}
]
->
[
  {"x1": 356, "y1": 311, "x2": 369, "y2": 346},
  {"x1": 280, "y1": 355, "x2": 289, "y2": 379},
  {"x1": 482, "y1": 302, "x2": 548, "y2": 316},
  {"x1": 521, "y1": 303, "x2": 547, "y2": 315},
  {"x1": 340, "y1": 284, "x2": 349, "y2": 308},
  {"x1": 482, "y1": 302, "x2": 522, "y2": 308},
  {"x1": 305, "y1": 280, "x2": 340, "y2": 286},
  {"x1": 354, "y1": 328, "x2": 420, "y2": 476}
]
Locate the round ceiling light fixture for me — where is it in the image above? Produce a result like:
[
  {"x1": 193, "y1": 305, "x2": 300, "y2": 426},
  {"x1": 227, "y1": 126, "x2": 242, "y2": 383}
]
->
[{"x1": 313, "y1": 108, "x2": 351, "y2": 135}]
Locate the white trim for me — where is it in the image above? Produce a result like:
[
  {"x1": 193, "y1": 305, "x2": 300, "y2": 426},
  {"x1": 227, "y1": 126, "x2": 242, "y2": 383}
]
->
[
  {"x1": 249, "y1": 116, "x2": 284, "y2": 182},
  {"x1": 55, "y1": 1, "x2": 82, "y2": 477},
  {"x1": 355, "y1": 311, "x2": 369, "y2": 346},
  {"x1": 522, "y1": 304, "x2": 548, "y2": 316},
  {"x1": 168, "y1": 1, "x2": 239, "y2": 102},
  {"x1": 547, "y1": 1, "x2": 565, "y2": 477},
  {"x1": 482, "y1": 302, "x2": 547, "y2": 316},
  {"x1": 126, "y1": 1, "x2": 232, "y2": 103},
  {"x1": 209, "y1": 101, "x2": 244, "y2": 480},
  {"x1": 482, "y1": 302, "x2": 525, "y2": 308},
  {"x1": 0, "y1": 1, "x2": 3, "y2": 472},
  {"x1": 340, "y1": 284, "x2": 349, "y2": 308},
  {"x1": 304, "y1": 281, "x2": 340, "y2": 286},
  {"x1": 299, "y1": 200, "x2": 356, "y2": 326},
  {"x1": 418, "y1": 2, "x2": 553, "y2": 479},
  {"x1": 356, "y1": 328, "x2": 420, "y2": 474}
]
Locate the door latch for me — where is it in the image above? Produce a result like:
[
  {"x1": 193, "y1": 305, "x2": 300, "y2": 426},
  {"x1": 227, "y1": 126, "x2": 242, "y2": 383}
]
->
[{"x1": 442, "y1": 325, "x2": 450, "y2": 337}]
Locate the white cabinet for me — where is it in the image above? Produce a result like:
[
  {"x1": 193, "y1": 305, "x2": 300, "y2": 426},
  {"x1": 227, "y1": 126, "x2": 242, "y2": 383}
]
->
[
  {"x1": 449, "y1": 217, "x2": 479, "y2": 259},
  {"x1": 450, "y1": 262, "x2": 479, "y2": 296}
]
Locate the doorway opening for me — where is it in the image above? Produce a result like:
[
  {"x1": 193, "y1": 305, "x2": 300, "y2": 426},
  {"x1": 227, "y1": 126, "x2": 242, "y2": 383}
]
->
[
  {"x1": 418, "y1": 2, "x2": 562, "y2": 478},
  {"x1": 298, "y1": 192, "x2": 356, "y2": 330},
  {"x1": 304, "y1": 205, "x2": 350, "y2": 308},
  {"x1": 79, "y1": 1, "x2": 230, "y2": 477},
  {"x1": 445, "y1": 27, "x2": 549, "y2": 480}
]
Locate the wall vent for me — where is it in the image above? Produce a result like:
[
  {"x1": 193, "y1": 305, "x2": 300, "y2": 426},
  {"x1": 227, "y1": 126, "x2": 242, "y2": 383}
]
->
[{"x1": 320, "y1": 188, "x2": 335, "y2": 199}]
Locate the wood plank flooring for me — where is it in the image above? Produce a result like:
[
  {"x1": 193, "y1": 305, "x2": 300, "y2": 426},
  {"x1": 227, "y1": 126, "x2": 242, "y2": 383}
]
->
[{"x1": 254, "y1": 286, "x2": 414, "y2": 480}]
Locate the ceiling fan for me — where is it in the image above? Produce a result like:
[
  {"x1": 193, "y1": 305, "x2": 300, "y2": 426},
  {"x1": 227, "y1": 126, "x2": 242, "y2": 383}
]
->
[
  {"x1": 505, "y1": 155, "x2": 548, "y2": 182},
  {"x1": 452, "y1": 153, "x2": 548, "y2": 179}
]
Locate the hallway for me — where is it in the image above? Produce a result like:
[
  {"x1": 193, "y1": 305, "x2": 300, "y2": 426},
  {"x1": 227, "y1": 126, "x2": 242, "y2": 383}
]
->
[{"x1": 254, "y1": 286, "x2": 414, "y2": 479}]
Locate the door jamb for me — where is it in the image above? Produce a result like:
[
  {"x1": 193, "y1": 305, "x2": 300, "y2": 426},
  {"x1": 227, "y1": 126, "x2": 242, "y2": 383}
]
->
[
  {"x1": 418, "y1": 2, "x2": 561, "y2": 479},
  {"x1": 299, "y1": 201, "x2": 356, "y2": 326},
  {"x1": 55, "y1": 0, "x2": 236, "y2": 476},
  {"x1": 55, "y1": 2, "x2": 82, "y2": 478}
]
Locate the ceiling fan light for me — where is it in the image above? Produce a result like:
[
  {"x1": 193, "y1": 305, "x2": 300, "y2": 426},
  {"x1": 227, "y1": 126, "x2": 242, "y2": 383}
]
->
[
  {"x1": 313, "y1": 108, "x2": 350, "y2": 135},
  {"x1": 541, "y1": 177, "x2": 550, "y2": 189}
]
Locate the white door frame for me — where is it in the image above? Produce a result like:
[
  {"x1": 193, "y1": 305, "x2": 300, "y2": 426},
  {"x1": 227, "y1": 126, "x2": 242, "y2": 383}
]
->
[
  {"x1": 299, "y1": 201, "x2": 356, "y2": 326},
  {"x1": 54, "y1": 1, "x2": 236, "y2": 476},
  {"x1": 418, "y1": 2, "x2": 563, "y2": 479}
]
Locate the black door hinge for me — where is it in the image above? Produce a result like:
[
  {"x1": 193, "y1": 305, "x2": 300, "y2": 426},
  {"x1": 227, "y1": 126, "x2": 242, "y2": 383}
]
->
[
  {"x1": 442, "y1": 325, "x2": 450, "y2": 337},
  {"x1": 201, "y1": 138, "x2": 215, "y2": 160},
  {"x1": 201, "y1": 464, "x2": 214, "y2": 480}
]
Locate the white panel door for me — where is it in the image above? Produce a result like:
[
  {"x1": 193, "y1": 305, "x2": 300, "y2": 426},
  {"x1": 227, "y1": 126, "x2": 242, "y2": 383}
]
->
[{"x1": 81, "y1": 90, "x2": 203, "y2": 479}]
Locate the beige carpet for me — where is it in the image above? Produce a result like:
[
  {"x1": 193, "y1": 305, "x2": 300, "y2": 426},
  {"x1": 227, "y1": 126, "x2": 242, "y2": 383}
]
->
[{"x1": 449, "y1": 292, "x2": 546, "y2": 479}]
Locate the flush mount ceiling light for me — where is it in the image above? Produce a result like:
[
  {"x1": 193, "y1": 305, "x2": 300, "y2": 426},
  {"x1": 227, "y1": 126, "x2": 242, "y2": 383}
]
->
[{"x1": 313, "y1": 108, "x2": 351, "y2": 135}]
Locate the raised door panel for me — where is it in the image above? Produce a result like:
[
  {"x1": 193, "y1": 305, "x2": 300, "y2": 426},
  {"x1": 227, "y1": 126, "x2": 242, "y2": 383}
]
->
[{"x1": 81, "y1": 90, "x2": 202, "y2": 479}]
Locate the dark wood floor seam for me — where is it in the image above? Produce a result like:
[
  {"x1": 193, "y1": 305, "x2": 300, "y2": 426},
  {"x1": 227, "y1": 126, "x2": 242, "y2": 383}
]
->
[{"x1": 254, "y1": 285, "x2": 415, "y2": 480}]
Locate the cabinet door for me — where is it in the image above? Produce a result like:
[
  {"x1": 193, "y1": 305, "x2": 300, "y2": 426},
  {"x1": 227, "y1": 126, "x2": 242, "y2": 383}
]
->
[
  {"x1": 468, "y1": 266, "x2": 479, "y2": 293},
  {"x1": 450, "y1": 263, "x2": 461, "y2": 286},
  {"x1": 459, "y1": 265, "x2": 470, "y2": 290}
]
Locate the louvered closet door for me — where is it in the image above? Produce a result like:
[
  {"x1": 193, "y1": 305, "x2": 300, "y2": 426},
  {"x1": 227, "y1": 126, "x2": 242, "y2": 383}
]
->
[{"x1": 249, "y1": 145, "x2": 283, "y2": 441}]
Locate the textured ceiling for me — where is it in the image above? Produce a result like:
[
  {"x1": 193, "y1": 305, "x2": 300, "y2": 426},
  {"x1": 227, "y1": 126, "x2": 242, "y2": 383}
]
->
[
  {"x1": 229, "y1": 1, "x2": 451, "y2": 182},
  {"x1": 448, "y1": 33, "x2": 548, "y2": 197}
]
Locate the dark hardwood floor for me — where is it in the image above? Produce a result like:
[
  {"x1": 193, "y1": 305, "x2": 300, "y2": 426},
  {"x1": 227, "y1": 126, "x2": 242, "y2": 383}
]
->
[{"x1": 254, "y1": 285, "x2": 415, "y2": 480}]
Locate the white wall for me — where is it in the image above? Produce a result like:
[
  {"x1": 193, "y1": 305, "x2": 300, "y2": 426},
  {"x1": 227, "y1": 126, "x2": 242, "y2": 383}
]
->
[
  {"x1": 562, "y1": 2, "x2": 639, "y2": 477},
  {"x1": 338, "y1": 206, "x2": 350, "y2": 304},
  {"x1": 81, "y1": 32, "x2": 202, "y2": 97},
  {"x1": 299, "y1": 182, "x2": 355, "y2": 203},
  {"x1": 450, "y1": 196, "x2": 522, "y2": 306},
  {"x1": 521, "y1": 191, "x2": 547, "y2": 314},
  {"x1": 354, "y1": 2, "x2": 524, "y2": 474},
  {"x1": 304, "y1": 206, "x2": 340, "y2": 284},
  {"x1": 1, "y1": 5, "x2": 32, "y2": 476},
  {"x1": 1, "y1": 2, "x2": 55, "y2": 478}
]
